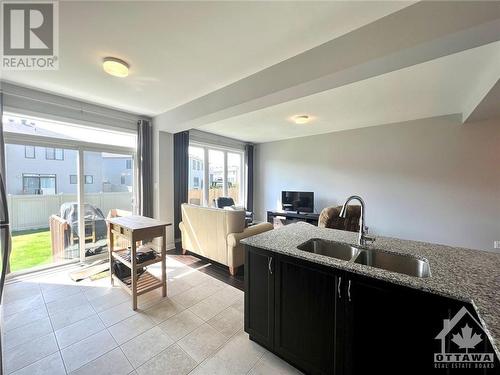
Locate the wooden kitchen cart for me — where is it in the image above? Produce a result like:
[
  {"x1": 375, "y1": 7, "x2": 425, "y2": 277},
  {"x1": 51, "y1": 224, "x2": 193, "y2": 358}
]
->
[{"x1": 107, "y1": 215, "x2": 172, "y2": 310}]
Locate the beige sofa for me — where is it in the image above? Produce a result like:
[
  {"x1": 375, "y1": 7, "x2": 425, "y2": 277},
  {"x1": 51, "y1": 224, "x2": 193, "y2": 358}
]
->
[{"x1": 179, "y1": 203, "x2": 273, "y2": 275}]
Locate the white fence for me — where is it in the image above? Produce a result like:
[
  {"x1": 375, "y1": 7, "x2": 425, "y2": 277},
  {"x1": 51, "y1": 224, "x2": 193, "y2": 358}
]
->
[{"x1": 8, "y1": 192, "x2": 133, "y2": 232}]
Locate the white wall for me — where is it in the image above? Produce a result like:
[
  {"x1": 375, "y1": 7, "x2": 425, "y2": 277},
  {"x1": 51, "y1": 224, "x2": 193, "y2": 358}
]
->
[
  {"x1": 152, "y1": 124, "x2": 175, "y2": 249},
  {"x1": 254, "y1": 115, "x2": 500, "y2": 252}
]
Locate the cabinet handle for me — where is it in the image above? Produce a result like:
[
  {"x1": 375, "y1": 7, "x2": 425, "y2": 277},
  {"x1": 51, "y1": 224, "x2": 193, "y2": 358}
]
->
[
  {"x1": 268, "y1": 257, "x2": 273, "y2": 275},
  {"x1": 348, "y1": 279, "x2": 352, "y2": 302},
  {"x1": 337, "y1": 276, "x2": 342, "y2": 299}
]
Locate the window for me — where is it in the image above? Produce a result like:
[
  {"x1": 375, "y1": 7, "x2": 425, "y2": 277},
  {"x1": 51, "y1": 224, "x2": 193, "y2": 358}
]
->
[
  {"x1": 188, "y1": 143, "x2": 245, "y2": 207},
  {"x1": 121, "y1": 175, "x2": 126, "y2": 185},
  {"x1": 70, "y1": 175, "x2": 77, "y2": 184},
  {"x1": 24, "y1": 146, "x2": 35, "y2": 159},
  {"x1": 188, "y1": 146, "x2": 205, "y2": 205},
  {"x1": 227, "y1": 152, "x2": 242, "y2": 204},
  {"x1": 22, "y1": 174, "x2": 56, "y2": 195},
  {"x1": 46, "y1": 147, "x2": 64, "y2": 160},
  {"x1": 85, "y1": 175, "x2": 94, "y2": 184},
  {"x1": 126, "y1": 159, "x2": 132, "y2": 169},
  {"x1": 208, "y1": 149, "x2": 224, "y2": 205}
]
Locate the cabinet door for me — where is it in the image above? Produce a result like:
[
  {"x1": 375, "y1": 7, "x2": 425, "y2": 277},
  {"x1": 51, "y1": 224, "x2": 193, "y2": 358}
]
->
[
  {"x1": 244, "y1": 246, "x2": 275, "y2": 350},
  {"x1": 274, "y1": 254, "x2": 339, "y2": 375},
  {"x1": 343, "y1": 274, "x2": 461, "y2": 375}
]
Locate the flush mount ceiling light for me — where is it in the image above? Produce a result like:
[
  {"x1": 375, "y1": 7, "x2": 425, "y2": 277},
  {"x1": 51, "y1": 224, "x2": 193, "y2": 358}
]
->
[
  {"x1": 292, "y1": 115, "x2": 311, "y2": 124},
  {"x1": 102, "y1": 57, "x2": 129, "y2": 77}
]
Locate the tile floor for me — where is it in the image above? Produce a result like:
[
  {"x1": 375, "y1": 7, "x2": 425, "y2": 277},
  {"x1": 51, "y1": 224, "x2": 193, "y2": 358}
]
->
[{"x1": 1, "y1": 255, "x2": 303, "y2": 375}]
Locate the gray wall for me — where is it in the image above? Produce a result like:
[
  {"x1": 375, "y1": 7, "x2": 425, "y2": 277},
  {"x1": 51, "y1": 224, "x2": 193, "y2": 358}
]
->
[{"x1": 254, "y1": 115, "x2": 500, "y2": 252}]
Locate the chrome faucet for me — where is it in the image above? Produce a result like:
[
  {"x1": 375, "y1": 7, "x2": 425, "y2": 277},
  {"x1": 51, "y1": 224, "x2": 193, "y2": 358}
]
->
[{"x1": 339, "y1": 195, "x2": 375, "y2": 246}]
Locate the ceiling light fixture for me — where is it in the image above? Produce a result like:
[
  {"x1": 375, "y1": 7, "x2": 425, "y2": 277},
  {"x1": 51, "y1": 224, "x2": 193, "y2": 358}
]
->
[
  {"x1": 292, "y1": 115, "x2": 311, "y2": 124},
  {"x1": 102, "y1": 57, "x2": 129, "y2": 77}
]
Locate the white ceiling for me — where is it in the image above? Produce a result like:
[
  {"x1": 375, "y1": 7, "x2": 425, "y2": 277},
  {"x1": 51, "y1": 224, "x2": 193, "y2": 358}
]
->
[
  {"x1": 198, "y1": 42, "x2": 500, "y2": 143},
  {"x1": 0, "y1": 1, "x2": 412, "y2": 116}
]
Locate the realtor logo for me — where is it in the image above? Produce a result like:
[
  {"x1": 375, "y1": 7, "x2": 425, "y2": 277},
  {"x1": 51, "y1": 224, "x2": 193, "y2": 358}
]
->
[
  {"x1": 2, "y1": 1, "x2": 59, "y2": 69},
  {"x1": 434, "y1": 306, "x2": 495, "y2": 370}
]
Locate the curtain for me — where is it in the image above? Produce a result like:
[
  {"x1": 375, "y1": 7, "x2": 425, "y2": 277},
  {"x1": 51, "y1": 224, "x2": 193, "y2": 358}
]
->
[
  {"x1": 174, "y1": 131, "x2": 189, "y2": 241},
  {"x1": 245, "y1": 144, "x2": 254, "y2": 212},
  {"x1": 137, "y1": 119, "x2": 153, "y2": 218}
]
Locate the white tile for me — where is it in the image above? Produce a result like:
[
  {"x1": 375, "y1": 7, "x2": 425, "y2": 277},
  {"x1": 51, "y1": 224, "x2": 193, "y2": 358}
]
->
[
  {"x1": 4, "y1": 317, "x2": 53, "y2": 351},
  {"x1": 108, "y1": 314, "x2": 155, "y2": 345},
  {"x1": 61, "y1": 330, "x2": 117, "y2": 372},
  {"x1": 3, "y1": 282, "x2": 41, "y2": 304},
  {"x1": 4, "y1": 333, "x2": 59, "y2": 374},
  {"x1": 10, "y1": 352, "x2": 66, "y2": 375},
  {"x1": 207, "y1": 305, "x2": 244, "y2": 338},
  {"x1": 159, "y1": 310, "x2": 204, "y2": 341},
  {"x1": 188, "y1": 293, "x2": 234, "y2": 322},
  {"x1": 165, "y1": 277, "x2": 192, "y2": 298},
  {"x1": 143, "y1": 298, "x2": 184, "y2": 324},
  {"x1": 190, "y1": 331, "x2": 264, "y2": 375},
  {"x1": 98, "y1": 301, "x2": 137, "y2": 327},
  {"x1": 42, "y1": 284, "x2": 83, "y2": 303},
  {"x1": 177, "y1": 323, "x2": 227, "y2": 363},
  {"x1": 136, "y1": 344, "x2": 196, "y2": 375},
  {"x1": 171, "y1": 282, "x2": 224, "y2": 309},
  {"x1": 249, "y1": 351, "x2": 303, "y2": 375},
  {"x1": 121, "y1": 326, "x2": 174, "y2": 368},
  {"x1": 3, "y1": 305, "x2": 48, "y2": 332},
  {"x1": 46, "y1": 292, "x2": 88, "y2": 315},
  {"x1": 50, "y1": 302, "x2": 95, "y2": 330},
  {"x1": 3, "y1": 294, "x2": 45, "y2": 317},
  {"x1": 88, "y1": 288, "x2": 129, "y2": 312},
  {"x1": 55, "y1": 314, "x2": 105, "y2": 349},
  {"x1": 69, "y1": 348, "x2": 133, "y2": 375}
]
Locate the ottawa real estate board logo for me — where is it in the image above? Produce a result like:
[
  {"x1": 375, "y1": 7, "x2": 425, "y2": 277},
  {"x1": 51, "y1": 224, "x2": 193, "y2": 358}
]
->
[
  {"x1": 434, "y1": 306, "x2": 495, "y2": 370},
  {"x1": 2, "y1": 1, "x2": 59, "y2": 70}
]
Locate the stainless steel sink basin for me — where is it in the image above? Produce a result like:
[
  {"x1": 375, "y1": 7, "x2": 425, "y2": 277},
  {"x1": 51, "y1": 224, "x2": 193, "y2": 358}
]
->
[
  {"x1": 354, "y1": 249, "x2": 431, "y2": 278},
  {"x1": 297, "y1": 238, "x2": 360, "y2": 261}
]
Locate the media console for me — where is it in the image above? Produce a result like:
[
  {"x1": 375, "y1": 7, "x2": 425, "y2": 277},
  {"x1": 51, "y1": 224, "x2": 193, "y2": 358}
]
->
[{"x1": 266, "y1": 210, "x2": 320, "y2": 227}]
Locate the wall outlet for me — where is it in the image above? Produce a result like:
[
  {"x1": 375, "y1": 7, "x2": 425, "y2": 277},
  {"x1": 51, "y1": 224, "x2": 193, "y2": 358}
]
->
[{"x1": 494, "y1": 241, "x2": 500, "y2": 249}]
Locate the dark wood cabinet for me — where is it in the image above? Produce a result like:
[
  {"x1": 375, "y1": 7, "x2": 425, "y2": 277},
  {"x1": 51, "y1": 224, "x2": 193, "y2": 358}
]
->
[
  {"x1": 274, "y1": 254, "x2": 339, "y2": 374},
  {"x1": 245, "y1": 245, "x2": 500, "y2": 375},
  {"x1": 244, "y1": 246, "x2": 275, "y2": 350},
  {"x1": 342, "y1": 274, "x2": 457, "y2": 375}
]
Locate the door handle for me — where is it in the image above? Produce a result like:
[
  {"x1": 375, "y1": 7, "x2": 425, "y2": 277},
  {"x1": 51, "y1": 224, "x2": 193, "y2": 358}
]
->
[
  {"x1": 268, "y1": 257, "x2": 273, "y2": 275},
  {"x1": 348, "y1": 279, "x2": 352, "y2": 302},
  {"x1": 337, "y1": 276, "x2": 341, "y2": 299}
]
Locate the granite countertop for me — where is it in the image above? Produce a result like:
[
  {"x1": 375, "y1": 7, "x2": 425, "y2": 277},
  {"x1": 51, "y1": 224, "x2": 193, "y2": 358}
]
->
[{"x1": 241, "y1": 222, "x2": 500, "y2": 357}]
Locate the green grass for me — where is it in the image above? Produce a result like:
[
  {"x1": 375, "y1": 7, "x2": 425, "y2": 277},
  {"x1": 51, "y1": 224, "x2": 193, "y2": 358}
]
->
[{"x1": 10, "y1": 228, "x2": 52, "y2": 272}]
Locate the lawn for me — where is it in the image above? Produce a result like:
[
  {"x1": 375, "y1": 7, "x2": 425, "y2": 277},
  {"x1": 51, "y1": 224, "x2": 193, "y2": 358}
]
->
[{"x1": 10, "y1": 229, "x2": 53, "y2": 272}]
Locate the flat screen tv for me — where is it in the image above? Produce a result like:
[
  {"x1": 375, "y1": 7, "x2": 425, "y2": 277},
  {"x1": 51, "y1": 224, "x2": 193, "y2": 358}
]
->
[{"x1": 282, "y1": 191, "x2": 314, "y2": 213}]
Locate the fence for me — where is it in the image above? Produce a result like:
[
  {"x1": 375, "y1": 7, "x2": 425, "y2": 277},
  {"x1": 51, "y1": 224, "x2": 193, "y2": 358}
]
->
[
  {"x1": 8, "y1": 192, "x2": 133, "y2": 232},
  {"x1": 188, "y1": 186, "x2": 241, "y2": 206}
]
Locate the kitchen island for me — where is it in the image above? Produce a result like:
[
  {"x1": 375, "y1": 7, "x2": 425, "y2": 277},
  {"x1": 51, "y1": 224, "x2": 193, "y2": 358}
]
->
[{"x1": 241, "y1": 222, "x2": 500, "y2": 375}]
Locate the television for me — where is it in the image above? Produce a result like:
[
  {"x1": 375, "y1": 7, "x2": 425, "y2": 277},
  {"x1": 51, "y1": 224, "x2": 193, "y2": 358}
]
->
[{"x1": 281, "y1": 191, "x2": 314, "y2": 213}]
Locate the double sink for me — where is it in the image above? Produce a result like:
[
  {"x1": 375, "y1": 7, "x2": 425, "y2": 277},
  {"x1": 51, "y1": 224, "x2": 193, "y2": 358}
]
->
[{"x1": 297, "y1": 238, "x2": 431, "y2": 278}]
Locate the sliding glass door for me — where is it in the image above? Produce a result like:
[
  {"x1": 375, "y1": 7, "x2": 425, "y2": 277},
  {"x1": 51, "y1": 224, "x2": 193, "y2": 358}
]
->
[
  {"x1": 5, "y1": 143, "x2": 81, "y2": 272},
  {"x1": 83, "y1": 151, "x2": 134, "y2": 260},
  {"x1": 2, "y1": 113, "x2": 137, "y2": 274}
]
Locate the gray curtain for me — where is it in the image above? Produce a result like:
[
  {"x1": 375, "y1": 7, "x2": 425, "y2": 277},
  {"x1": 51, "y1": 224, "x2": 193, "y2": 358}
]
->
[
  {"x1": 137, "y1": 119, "x2": 153, "y2": 218},
  {"x1": 174, "y1": 131, "x2": 189, "y2": 241},
  {"x1": 245, "y1": 144, "x2": 254, "y2": 212}
]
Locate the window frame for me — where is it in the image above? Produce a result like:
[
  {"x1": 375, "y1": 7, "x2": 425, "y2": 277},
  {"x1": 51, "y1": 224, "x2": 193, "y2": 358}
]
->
[
  {"x1": 188, "y1": 142, "x2": 245, "y2": 207},
  {"x1": 84, "y1": 175, "x2": 94, "y2": 184},
  {"x1": 24, "y1": 145, "x2": 35, "y2": 159}
]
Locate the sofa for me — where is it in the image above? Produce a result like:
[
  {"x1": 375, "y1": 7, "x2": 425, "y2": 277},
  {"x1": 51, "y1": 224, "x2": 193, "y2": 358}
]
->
[
  {"x1": 179, "y1": 203, "x2": 273, "y2": 275},
  {"x1": 318, "y1": 205, "x2": 361, "y2": 232}
]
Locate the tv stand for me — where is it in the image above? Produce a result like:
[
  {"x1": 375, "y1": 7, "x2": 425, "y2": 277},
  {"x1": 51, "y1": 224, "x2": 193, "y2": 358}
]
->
[{"x1": 267, "y1": 210, "x2": 320, "y2": 227}]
